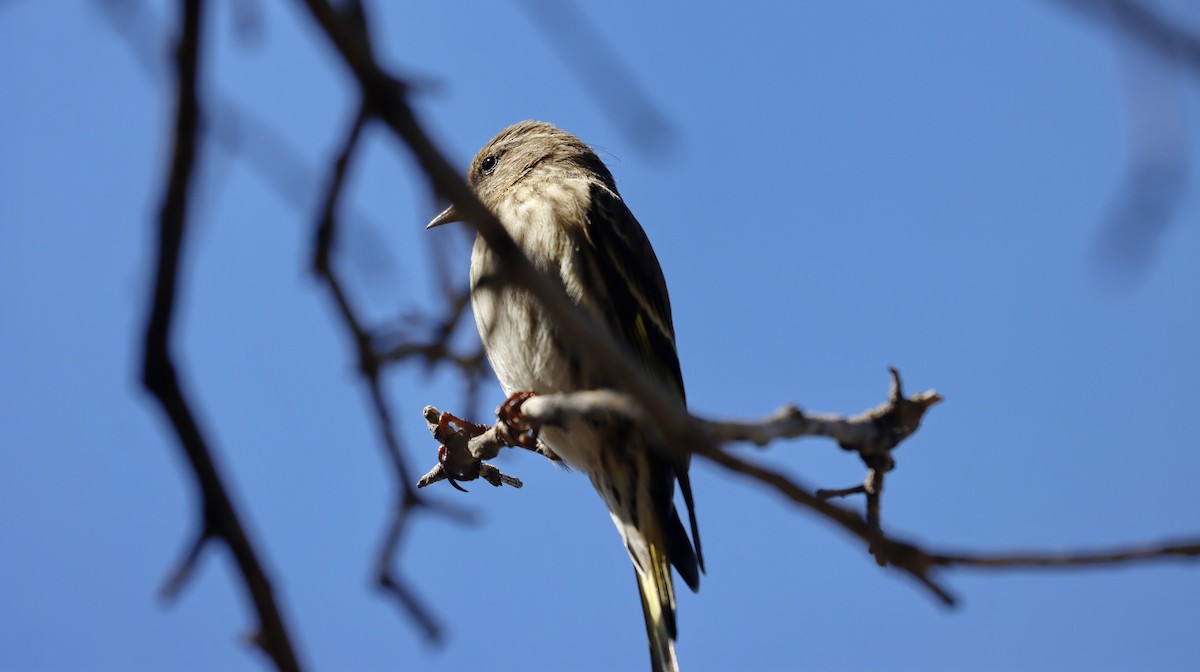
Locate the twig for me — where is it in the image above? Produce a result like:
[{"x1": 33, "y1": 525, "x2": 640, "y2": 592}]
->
[
  {"x1": 817, "y1": 485, "x2": 867, "y2": 500},
  {"x1": 694, "y1": 444, "x2": 959, "y2": 604},
  {"x1": 159, "y1": 524, "x2": 210, "y2": 601},
  {"x1": 700, "y1": 368, "x2": 942, "y2": 465},
  {"x1": 930, "y1": 540, "x2": 1200, "y2": 569},
  {"x1": 140, "y1": 1, "x2": 302, "y2": 670}
]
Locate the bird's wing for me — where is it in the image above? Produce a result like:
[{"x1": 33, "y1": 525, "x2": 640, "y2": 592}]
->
[
  {"x1": 583, "y1": 185, "x2": 684, "y2": 399},
  {"x1": 582, "y1": 183, "x2": 704, "y2": 579}
]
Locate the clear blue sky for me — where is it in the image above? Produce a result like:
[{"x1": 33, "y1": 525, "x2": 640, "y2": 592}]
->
[{"x1": 3, "y1": 1, "x2": 1199, "y2": 670}]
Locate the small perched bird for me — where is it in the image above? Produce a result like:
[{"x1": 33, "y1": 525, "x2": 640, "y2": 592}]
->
[{"x1": 428, "y1": 121, "x2": 702, "y2": 672}]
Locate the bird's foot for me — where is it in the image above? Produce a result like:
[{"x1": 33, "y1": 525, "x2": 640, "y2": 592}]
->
[{"x1": 497, "y1": 391, "x2": 544, "y2": 453}]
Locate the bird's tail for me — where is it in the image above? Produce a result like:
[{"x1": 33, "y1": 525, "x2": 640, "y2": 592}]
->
[
  {"x1": 592, "y1": 444, "x2": 699, "y2": 671},
  {"x1": 634, "y1": 535, "x2": 680, "y2": 672}
]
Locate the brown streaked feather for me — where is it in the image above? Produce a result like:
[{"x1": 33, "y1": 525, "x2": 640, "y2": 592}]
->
[{"x1": 581, "y1": 183, "x2": 705, "y2": 580}]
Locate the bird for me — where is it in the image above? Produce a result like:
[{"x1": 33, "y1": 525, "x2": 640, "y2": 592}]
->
[{"x1": 427, "y1": 120, "x2": 703, "y2": 672}]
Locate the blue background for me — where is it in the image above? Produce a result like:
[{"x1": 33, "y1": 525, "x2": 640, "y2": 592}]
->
[{"x1": 2, "y1": 1, "x2": 1198, "y2": 670}]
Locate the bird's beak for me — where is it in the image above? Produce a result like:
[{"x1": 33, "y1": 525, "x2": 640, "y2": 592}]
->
[{"x1": 425, "y1": 204, "x2": 461, "y2": 230}]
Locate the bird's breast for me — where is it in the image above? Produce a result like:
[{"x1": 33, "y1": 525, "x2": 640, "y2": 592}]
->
[{"x1": 468, "y1": 181, "x2": 607, "y2": 472}]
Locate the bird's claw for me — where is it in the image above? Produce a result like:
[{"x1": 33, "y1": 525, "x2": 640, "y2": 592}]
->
[{"x1": 497, "y1": 391, "x2": 541, "y2": 451}]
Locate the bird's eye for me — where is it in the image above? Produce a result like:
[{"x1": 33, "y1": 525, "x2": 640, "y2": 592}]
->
[{"x1": 480, "y1": 154, "x2": 498, "y2": 175}]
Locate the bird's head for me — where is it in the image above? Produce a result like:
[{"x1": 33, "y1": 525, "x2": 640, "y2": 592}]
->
[{"x1": 426, "y1": 120, "x2": 615, "y2": 229}]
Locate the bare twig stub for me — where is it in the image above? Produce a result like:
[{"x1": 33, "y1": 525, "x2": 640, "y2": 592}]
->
[{"x1": 140, "y1": 1, "x2": 302, "y2": 670}]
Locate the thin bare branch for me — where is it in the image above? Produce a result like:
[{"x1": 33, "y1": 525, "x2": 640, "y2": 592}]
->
[
  {"x1": 930, "y1": 540, "x2": 1200, "y2": 569},
  {"x1": 817, "y1": 485, "x2": 868, "y2": 500},
  {"x1": 140, "y1": 1, "x2": 301, "y2": 669},
  {"x1": 694, "y1": 443, "x2": 959, "y2": 604},
  {"x1": 310, "y1": 101, "x2": 451, "y2": 643},
  {"x1": 374, "y1": 488, "x2": 443, "y2": 642},
  {"x1": 158, "y1": 524, "x2": 211, "y2": 601},
  {"x1": 700, "y1": 369, "x2": 942, "y2": 465}
]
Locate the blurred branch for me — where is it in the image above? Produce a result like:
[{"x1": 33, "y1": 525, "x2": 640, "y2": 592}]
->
[
  {"x1": 139, "y1": 1, "x2": 302, "y2": 670},
  {"x1": 1050, "y1": 0, "x2": 1195, "y2": 279},
  {"x1": 1050, "y1": 0, "x2": 1200, "y2": 74},
  {"x1": 310, "y1": 101, "x2": 459, "y2": 643},
  {"x1": 1093, "y1": 57, "x2": 1187, "y2": 279},
  {"x1": 96, "y1": 0, "x2": 382, "y2": 240},
  {"x1": 379, "y1": 288, "x2": 485, "y2": 378},
  {"x1": 514, "y1": 0, "x2": 675, "y2": 154},
  {"x1": 116, "y1": 0, "x2": 483, "y2": 649}
]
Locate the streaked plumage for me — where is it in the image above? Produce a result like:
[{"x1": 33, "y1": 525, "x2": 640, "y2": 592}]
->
[{"x1": 428, "y1": 121, "x2": 702, "y2": 671}]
